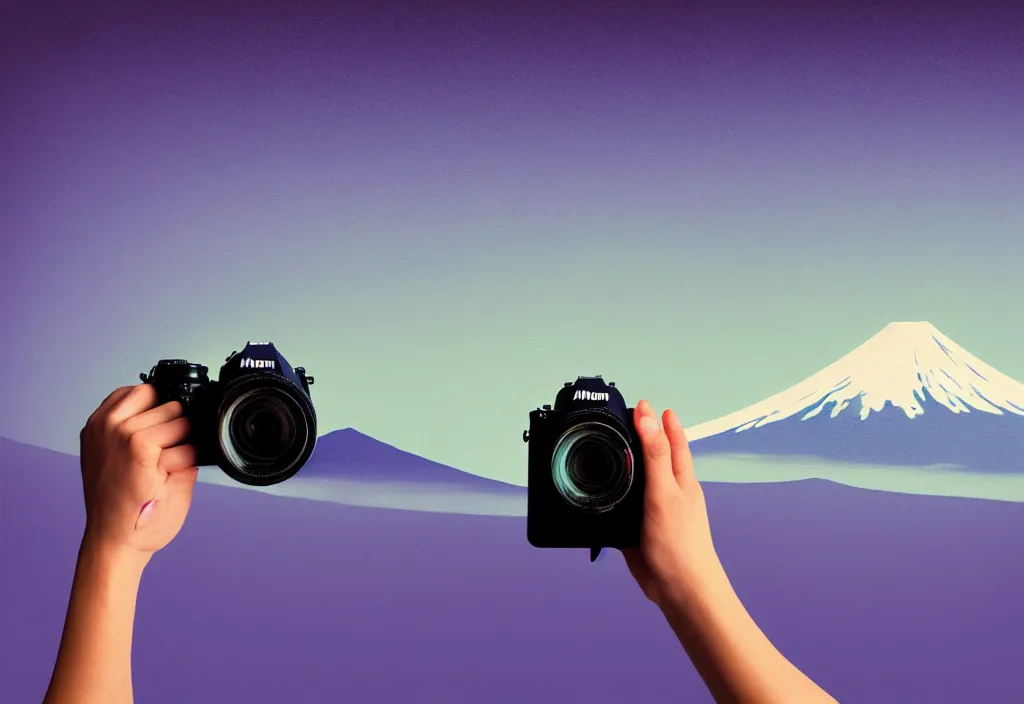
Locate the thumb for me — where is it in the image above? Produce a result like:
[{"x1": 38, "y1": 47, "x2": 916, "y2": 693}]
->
[
  {"x1": 135, "y1": 498, "x2": 158, "y2": 530},
  {"x1": 621, "y1": 547, "x2": 648, "y2": 578},
  {"x1": 620, "y1": 548, "x2": 659, "y2": 602}
]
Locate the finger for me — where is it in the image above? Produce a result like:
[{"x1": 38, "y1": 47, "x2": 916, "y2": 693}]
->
[
  {"x1": 135, "y1": 416, "x2": 191, "y2": 451},
  {"x1": 121, "y1": 401, "x2": 184, "y2": 436},
  {"x1": 107, "y1": 384, "x2": 159, "y2": 427},
  {"x1": 662, "y1": 409, "x2": 697, "y2": 489},
  {"x1": 634, "y1": 400, "x2": 675, "y2": 496},
  {"x1": 87, "y1": 386, "x2": 134, "y2": 426},
  {"x1": 158, "y1": 444, "x2": 198, "y2": 472}
]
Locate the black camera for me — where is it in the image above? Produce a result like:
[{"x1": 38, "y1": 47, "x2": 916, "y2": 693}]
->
[
  {"x1": 140, "y1": 341, "x2": 317, "y2": 486},
  {"x1": 524, "y1": 375, "x2": 645, "y2": 549}
]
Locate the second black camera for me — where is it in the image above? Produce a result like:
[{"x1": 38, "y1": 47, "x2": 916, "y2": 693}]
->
[{"x1": 524, "y1": 375, "x2": 645, "y2": 549}]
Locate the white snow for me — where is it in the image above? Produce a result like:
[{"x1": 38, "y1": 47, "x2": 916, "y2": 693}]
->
[{"x1": 687, "y1": 322, "x2": 1024, "y2": 441}]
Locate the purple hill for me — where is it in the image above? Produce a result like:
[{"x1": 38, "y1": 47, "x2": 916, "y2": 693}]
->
[
  {"x1": 304, "y1": 427, "x2": 525, "y2": 494},
  {"x1": 3, "y1": 436, "x2": 1024, "y2": 703}
]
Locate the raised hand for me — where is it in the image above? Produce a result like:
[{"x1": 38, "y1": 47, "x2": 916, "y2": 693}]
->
[
  {"x1": 46, "y1": 384, "x2": 201, "y2": 704},
  {"x1": 79, "y1": 383, "x2": 199, "y2": 563},
  {"x1": 621, "y1": 399, "x2": 720, "y2": 607},
  {"x1": 622, "y1": 399, "x2": 838, "y2": 704}
]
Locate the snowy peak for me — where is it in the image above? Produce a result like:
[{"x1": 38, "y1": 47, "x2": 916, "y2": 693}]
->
[{"x1": 688, "y1": 321, "x2": 1024, "y2": 441}]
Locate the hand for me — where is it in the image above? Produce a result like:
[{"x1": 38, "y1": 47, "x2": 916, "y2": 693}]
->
[
  {"x1": 78, "y1": 384, "x2": 200, "y2": 566},
  {"x1": 622, "y1": 400, "x2": 721, "y2": 609}
]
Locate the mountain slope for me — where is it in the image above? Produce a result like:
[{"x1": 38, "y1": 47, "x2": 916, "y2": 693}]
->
[
  {"x1": 304, "y1": 428, "x2": 524, "y2": 493},
  {"x1": 688, "y1": 322, "x2": 1024, "y2": 471}
]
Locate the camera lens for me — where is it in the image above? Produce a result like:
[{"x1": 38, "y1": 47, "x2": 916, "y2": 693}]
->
[
  {"x1": 231, "y1": 396, "x2": 295, "y2": 462},
  {"x1": 551, "y1": 421, "x2": 634, "y2": 513},
  {"x1": 218, "y1": 385, "x2": 314, "y2": 483}
]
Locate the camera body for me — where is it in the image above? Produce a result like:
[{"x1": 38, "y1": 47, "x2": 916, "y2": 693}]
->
[
  {"x1": 525, "y1": 375, "x2": 645, "y2": 549},
  {"x1": 140, "y1": 341, "x2": 317, "y2": 487}
]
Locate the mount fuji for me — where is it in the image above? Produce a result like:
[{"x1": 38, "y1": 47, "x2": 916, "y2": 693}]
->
[{"x1": 687, "y1": 322, "x2": 1024, "y2": 472}]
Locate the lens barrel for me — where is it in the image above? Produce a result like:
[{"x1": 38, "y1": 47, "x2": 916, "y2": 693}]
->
[
  {"x1": 550, "y1": 420, "x2": 634, "y2": 512},
  {"x1": 217, "y1": 375, "x2": 316, "y2": 485}
]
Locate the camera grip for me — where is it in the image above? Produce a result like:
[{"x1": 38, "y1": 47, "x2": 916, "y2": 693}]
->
[{"x1": 139, "y1": 360, "x2": 218, "y2": 466}]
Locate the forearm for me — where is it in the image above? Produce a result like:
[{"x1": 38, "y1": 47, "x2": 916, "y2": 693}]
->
[
  {"x1": 660, "y1": 562, "x2": 837, "y2": 704},
  {"x1": 44, "y1": 539, "x2": 148, "y2": 704}
]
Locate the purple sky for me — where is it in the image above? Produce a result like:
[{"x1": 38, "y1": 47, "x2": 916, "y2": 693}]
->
[{"x1": 2, "y1": 0, "x2": 1023, "y2": 483}]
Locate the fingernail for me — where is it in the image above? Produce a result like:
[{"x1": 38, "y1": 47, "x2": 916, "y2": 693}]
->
[{"x1": 638, "y1": 415, "x2": 657, "y2": 432}]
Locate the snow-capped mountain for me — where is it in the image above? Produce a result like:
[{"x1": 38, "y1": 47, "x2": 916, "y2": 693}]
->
[{"x1": 688, "y1": 322, "x2": 1024, "y2": 471}]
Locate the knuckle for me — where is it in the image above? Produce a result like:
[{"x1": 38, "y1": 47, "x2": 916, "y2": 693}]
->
[
  {"x1": 116, "y1": 421, "x2": 136, "y2": 442},
  {"x1": 127, "y1": 431, "x2": 149, "y2": 454},
  {"x1": 645, "y1": 436, "x2": 670, "y2": 459}
]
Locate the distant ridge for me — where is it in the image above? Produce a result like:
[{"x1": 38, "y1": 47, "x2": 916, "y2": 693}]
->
[
  {"x1": 0, "y1": 430, "x2": 526, "y2": 494},
  {"x1": 304, "y1": 427, "x2": 524, "y2": 492}
]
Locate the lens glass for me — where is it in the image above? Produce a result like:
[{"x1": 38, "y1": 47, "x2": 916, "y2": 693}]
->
[
  {"x1": 551, "y1": 421, "x2": 634, "y2": 512},
  {"x1": 219, "y1": 386, "x2": 311, "y2": 478}
]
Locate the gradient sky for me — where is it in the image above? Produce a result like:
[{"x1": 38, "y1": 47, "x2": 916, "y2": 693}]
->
[{"x1": 2, "y1": 0, "x2": 1022, "y2": 484}]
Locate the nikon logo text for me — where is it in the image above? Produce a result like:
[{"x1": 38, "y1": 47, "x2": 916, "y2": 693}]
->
[
  {"x1": 240, "y1": 358, "x2": 275, "y2": 370},
  {"x1": 573, "y1": 390, "x2": 609, "y2": 402}
]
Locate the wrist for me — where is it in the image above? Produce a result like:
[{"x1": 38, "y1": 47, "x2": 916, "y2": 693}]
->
[
  {"x1": 656, "y1": 552, "x2": 734, "y2": 621},
  {"x1": 78, "y1": 534, "x2": 150, "y2": 588}
]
